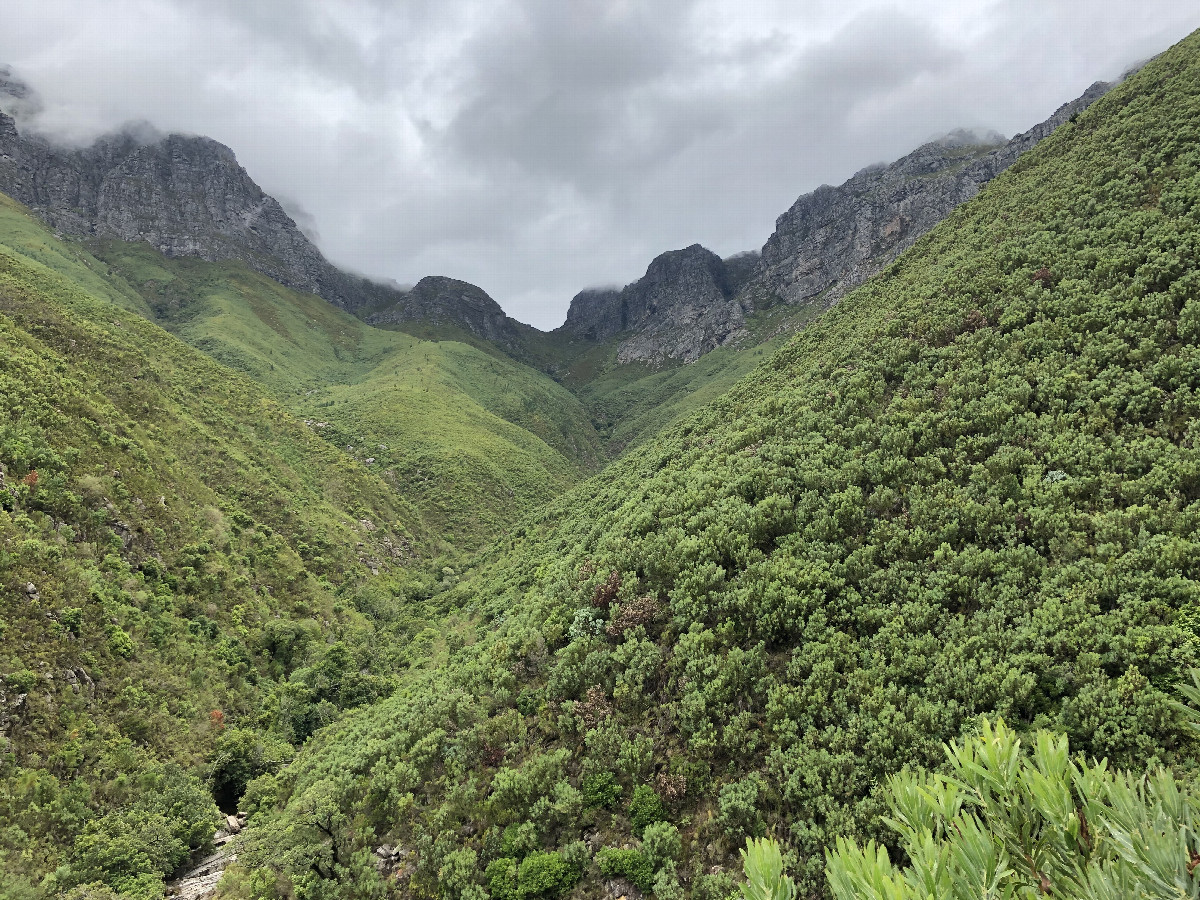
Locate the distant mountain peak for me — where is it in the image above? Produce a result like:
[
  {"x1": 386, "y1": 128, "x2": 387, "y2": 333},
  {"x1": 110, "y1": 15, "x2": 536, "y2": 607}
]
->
[
  {"x1": 558, "y1": 244, "x2": 757, "y2": 363},
  {"x1": 0, "y1": 83, "x2": 530, "y2": 347}
]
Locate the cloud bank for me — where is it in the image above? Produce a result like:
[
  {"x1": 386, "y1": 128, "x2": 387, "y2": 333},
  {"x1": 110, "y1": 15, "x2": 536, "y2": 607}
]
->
[{"x1": 1, "y1": 1, "x2": 1194, "y2": 327}]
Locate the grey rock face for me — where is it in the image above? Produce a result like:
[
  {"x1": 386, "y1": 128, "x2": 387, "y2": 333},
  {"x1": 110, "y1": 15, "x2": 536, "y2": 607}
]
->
[
  {"x1": 0, "y1": 112, "x2": 331, "y2": 292},
  {"x1": 0, "y1": 106, "x2": 528, "y2": 346},
  {"x1": 561, "y1": 287, "x2": 623, "y2": 340},
  {"x1": 556, "y1": 81, "x2": 1111, "y2": 367},
  {"x1": 559, "y1": 245, "x2": 756, "y2": 364},
  {"x1": 365, "y1": 275, "x2": 521, "y2": 347},
  {"x1": 747, "y1": 81, "x2": 1114, "y2": 312}
]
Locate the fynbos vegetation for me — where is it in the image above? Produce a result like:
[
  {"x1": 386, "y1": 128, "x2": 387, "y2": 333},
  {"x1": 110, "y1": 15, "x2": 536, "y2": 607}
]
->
[{"x1": 2, "y1": 21, "x2": 1200, "y2": 900}]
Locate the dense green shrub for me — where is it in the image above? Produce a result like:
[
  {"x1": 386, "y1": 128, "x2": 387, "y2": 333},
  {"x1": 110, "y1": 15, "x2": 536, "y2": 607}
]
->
[
  {"x1": 718, "y1": 774, "x2": 766, "y2": 841},
  {"x1": 582, "y1": 771, "x2": 621, "y2": 809},
  {"x1": 500, "y1": 822, "x2": 539, "y2": 859},
  {"x1": 641, "y1": 821, "x2": 682, "y2": 870},
  {"x1": 596, "y1": 847, "x2": 655, "y2": 892},
  {"x1": 65, "y1": 764, "x2": 218, "y2": 895},
  {"x1": 516, "y1": 850, "x2": 576, "y2": 898},
  {"x1": 628, "y1": 784, "x2": 668, "y2": 835},
  {"x1": 485, "y1": 857, "x2": 518, "y2": 900},
  {"x1": 825, "y1": 718, "x2": 1200, "y2": 899}
]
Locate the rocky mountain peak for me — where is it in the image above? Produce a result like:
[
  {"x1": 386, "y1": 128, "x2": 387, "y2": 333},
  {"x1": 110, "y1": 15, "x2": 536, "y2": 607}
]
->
[
  {"x1": 0, "y1": 91, "x2": 532, "y2": 348},
  {"x1": 365, "y1": 275, "x2": 516, "y2": 346},
  {"x1": 0, "y1": 108, "x2": 329, "y2": 293},
  {"x1": 743, "y1": 78, "x2": 1117, "y2": 313},
  {"x1": 558, "y1": 243, "x2": 757, "y2": 364}
]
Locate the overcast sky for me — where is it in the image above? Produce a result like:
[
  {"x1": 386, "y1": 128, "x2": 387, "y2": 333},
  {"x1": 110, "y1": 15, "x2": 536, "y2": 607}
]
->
[{"x1": 0, "y1": 2, "x2": 1195, "y2": 328}]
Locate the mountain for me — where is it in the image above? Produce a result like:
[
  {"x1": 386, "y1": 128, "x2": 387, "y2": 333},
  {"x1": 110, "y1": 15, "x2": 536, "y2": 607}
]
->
[
  {"x1": 555, "y1": 80, "x2": 1114, "y2": 369},
  {"x1": 558, "y1": 245, "x2": 758, "y2": 364},
  {"x1": 745, "y1": 81, "x2": 1115, "y2": 312},
  {"x1": 0, "y1": 76, "x2": 537, "y2": 349},
  {"x1": 361, "y1": 275, "x2": 541, "y2": 357},
  {"x1": 228, "y1": 29, "x2": 1200, "y2": 900},
  {"x1": 0, "y1": 65, "x2": 1116, "y2": 384}
]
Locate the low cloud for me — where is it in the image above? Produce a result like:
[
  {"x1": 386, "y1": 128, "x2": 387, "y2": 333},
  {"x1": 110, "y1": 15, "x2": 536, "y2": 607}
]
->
[{"x1": 1, "y1": 1, "x2": 1194, "y2": 328}]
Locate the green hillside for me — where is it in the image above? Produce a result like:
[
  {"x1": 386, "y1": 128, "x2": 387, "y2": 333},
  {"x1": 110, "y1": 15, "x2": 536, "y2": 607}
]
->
[
  {"x1": 0, "y1": 213, "x2": 456, "y2": 898},
  {"x1": 46, "y1": 239, "x2": 605, "y2": 550},
  {"x1": 542, "y1": 290, "x2": 826, "y2": 455},
  {"x1": 230, "y1": 29, "x2": 1200, "y2": 900},
  {"x1": 566, "y1": 335, "x2": 788, "y2": 454}
]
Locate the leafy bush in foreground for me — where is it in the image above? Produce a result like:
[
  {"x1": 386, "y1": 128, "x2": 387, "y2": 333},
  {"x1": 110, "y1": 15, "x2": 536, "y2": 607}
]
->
[{"x1": 824, "y1": 719, "x2": 1200, "y2": 899}]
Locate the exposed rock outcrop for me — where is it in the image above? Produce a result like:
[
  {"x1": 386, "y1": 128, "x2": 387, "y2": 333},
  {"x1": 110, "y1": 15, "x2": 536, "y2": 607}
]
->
[
  {"x1": 0, "y1": 75, "x2": 531, "y2": 347},
  {"x1": 559, "y1": 245, "x2": 757, "y2": 364},
  {"x1": 747, "y1": 81, "x2": 1114, "y2": 311},
  {"x1": 165, "y1": 816, "x2": 244, "y2": 900}
]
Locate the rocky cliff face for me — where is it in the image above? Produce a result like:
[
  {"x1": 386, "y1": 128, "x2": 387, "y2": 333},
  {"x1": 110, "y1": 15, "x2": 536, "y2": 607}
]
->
[
  {"x1": 747, "y1": 81, "x2": 1114, "y2": 311},
  {"x1": 559, "y1": 245, "x2": 759, "y2": 364},
  {"x1": 364, "y1": 275, "x2": 524, "y2": 348},
  {"x1": 0, "y1": 111, "x2": 337, "y2": 293},
  {"x1": 0, "y1": 75, "x2": 531, "y2": 348},
  {"x1": 557, "y1": 81, "x2": 1112, "y2": 367}
]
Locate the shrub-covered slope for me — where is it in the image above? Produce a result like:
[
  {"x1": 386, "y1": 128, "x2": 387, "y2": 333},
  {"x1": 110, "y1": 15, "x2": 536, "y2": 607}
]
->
[
  {"x1": 21, "y1": 236, "x2": 605, "y2": 551},
  {"x1": 0, "y1": 214, "x2": 455, "y2": 896},
  {"x1": 238, "y1": 29, "x2": 1200, "y2": 900}
]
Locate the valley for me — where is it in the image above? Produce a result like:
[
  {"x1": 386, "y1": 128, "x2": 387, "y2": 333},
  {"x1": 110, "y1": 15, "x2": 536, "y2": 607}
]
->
[{"x1": 0, "y1": 21, "x2": 1199, "y2": 900}]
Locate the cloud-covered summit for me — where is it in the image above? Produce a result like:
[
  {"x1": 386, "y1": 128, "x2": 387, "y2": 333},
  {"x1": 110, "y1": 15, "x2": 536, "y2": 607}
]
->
[{"x1": 0, "y1": 1, "x2": 1194, "y2": 328}]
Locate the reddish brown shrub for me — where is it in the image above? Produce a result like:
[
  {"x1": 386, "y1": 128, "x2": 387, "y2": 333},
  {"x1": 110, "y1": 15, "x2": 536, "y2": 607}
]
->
[
  {"x1": 576, "y1": 559, "x2": 597, "y2": 583},
  {"x1": 963, "y1": 309, "x2": 988, "y2": 331},
  {"x1": 591, "y1": 570, "x2": 621, "y2": 608},
  {"x1": 606, "y1": 594, "x2": 662, "y2": 637},
  {"x1": 479, "y1": 743, "x2": 506, "y2": 767},
  {"x1": 574, "y1": 685, "x2": 613, "y2": 729},
  {"x1": 655, "y1": 771, "x2": 687, "y2": 803}
]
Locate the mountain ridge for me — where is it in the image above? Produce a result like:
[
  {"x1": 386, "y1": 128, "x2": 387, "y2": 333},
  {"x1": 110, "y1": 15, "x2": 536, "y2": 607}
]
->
[
  {"x1": 555, "y1": 78, "x2": 1116, "y2": 367},
  {"x1": 0, "y1": 68, "x2": 1123, "y2": 376}
]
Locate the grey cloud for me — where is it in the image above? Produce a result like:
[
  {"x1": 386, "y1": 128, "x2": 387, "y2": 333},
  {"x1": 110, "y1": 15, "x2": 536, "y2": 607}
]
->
[{"x1": 0, "y1": 1, "x2": 1196, "y2": 329}]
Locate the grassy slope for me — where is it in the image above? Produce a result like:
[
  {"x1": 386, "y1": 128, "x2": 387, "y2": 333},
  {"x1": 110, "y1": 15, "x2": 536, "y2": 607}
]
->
[
  {"x1": 0, "y1": 206, "x2": 458, "y2": 894},
  {"x1": 568, "y1": 338, "x2": 787, "y2": 453},
  {"x1": 0, "y1": 194, "x2": 153, "y2": 317},
  {"x1": 550, "y1": 288, "x2": 827, "y2": 455},
  {"x1": 238, "y1": 29, "x2": 1200, "y2": 900},
  {"x1": 76, "y1": 241, "x2": 606, "y2": 550}
]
